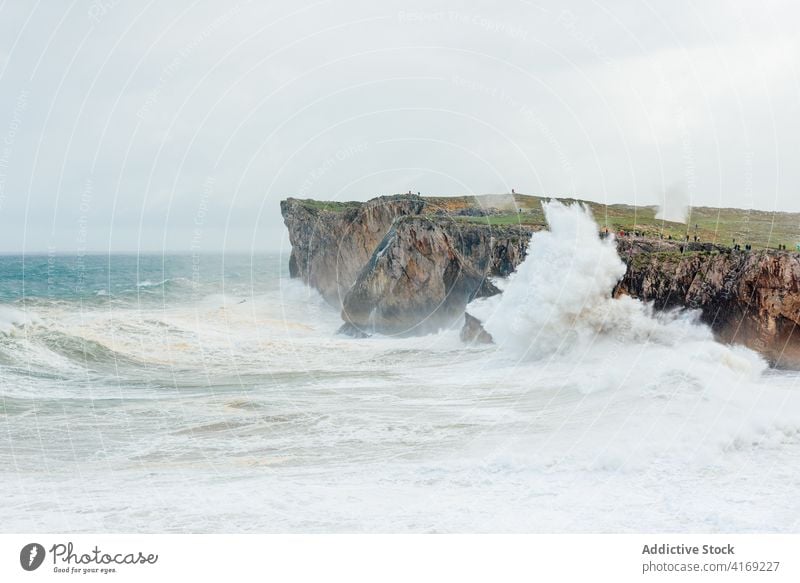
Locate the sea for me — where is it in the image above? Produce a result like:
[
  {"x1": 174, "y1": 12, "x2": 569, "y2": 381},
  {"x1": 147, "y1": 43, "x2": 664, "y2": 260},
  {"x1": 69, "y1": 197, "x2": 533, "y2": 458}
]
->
[{"x1": 1, "y1": 202, "x2": 799, "y2": 533}]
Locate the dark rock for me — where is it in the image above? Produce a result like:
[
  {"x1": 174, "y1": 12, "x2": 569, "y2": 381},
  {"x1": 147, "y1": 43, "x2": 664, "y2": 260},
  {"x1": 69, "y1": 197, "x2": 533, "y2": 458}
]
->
[
  {"x1": 460, "y1": 313, "x2": 493, "y2": 344},
  {"x1": 281, "y1": 195, "x2": 426, "y2": 307},
  {"x1": 281, "y1": 195, "x2": 800, "y2": 367},
  {"x1": 614, "y1": 243, "x2": 800, "y2": 368},
  {"x1": 339, "y1": 216, "x2": 529, "y2": 335},
  {"x1": 336, "y1": 321, "x2": 371, "y2": 339}
]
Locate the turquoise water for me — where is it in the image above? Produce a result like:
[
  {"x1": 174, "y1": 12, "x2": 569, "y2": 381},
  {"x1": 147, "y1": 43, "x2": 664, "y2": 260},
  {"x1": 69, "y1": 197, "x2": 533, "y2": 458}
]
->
[{"x1": 0, "y1": 253, "x2": 278, "y2": 304}]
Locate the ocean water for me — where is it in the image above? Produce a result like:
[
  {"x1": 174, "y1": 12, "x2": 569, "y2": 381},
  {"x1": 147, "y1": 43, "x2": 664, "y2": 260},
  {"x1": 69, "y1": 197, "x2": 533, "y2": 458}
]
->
[{"x1": 2, "y1": 205, "x2": 800, "y2": 533}]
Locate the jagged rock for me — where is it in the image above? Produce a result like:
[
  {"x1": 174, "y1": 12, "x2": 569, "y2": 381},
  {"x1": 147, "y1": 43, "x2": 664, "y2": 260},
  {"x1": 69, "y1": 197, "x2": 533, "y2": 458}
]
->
[
  {"x1": 281, "y1": 194, "x2": 800, "y2": 367},
  {"x1": 281, "y1": 195, "x2": 426, "y2": 307},
  {"x1": 461, "y1": 313, "x2": 493, "y2": 344},
  {"x1": 336, "y1": 321, "x2": 371, "y2": 338},
  {"x1": 340, "y1": 216, "x2": 529, "y2": 335},
  {"x1": 614, "y1": 245, "x2": 800, "y2": 368}
]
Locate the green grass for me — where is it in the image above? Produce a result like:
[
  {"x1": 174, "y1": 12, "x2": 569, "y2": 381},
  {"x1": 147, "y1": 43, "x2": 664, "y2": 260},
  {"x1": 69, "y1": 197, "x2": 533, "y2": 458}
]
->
[
  {"x1": 292, "y1": 193, "x2": 800, "y2": 250},
  {"x1": 451, "y1": 212, "x2": 543, "y2": 226},
  {"x1": 294, "y1": 199, "x2": 362, "y2": 212},
  {"x1": 455, "y1": 196, "x2": 800, "y2": 250}
]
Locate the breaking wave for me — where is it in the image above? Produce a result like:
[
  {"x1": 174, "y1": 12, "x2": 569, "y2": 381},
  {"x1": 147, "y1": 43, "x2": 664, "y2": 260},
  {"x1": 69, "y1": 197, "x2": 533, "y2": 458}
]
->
[
  {"x1": 1, "y1": 245, "x2": 799, "y2": 532},
  {"x1": 465, "y1": 201, "x2": 800, "y2": 471},
  {"x1": 471, "y1": 200, "x2": 765, "y2": 375}
]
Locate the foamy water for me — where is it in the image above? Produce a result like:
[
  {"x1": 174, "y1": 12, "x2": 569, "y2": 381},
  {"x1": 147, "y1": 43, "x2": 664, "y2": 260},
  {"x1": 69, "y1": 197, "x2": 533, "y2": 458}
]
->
[{"x1": 1, "y1": 209, "x2": 799, "y2": 532}]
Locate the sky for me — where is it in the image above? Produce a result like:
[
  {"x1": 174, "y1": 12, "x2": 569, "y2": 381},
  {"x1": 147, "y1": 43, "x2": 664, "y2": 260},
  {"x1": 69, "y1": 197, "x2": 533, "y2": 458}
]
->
[{"x1": 0, "y1": 0, "x2": 797, "y2": 252}]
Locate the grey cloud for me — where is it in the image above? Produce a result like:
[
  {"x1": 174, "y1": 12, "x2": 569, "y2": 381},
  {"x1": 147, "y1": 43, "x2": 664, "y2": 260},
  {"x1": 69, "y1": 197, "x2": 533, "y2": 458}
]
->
[{"x1": 0, "y1": 0, "x2": 797, "y2": 252}]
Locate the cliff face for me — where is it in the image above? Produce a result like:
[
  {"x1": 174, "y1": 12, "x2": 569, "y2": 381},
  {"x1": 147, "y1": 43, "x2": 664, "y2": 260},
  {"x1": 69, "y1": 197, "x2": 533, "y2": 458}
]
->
[
  {"x1": 281, "y1": 195, "x2": 800, "y2": 368},
  {"x1": 281, "y1": 196, "x2": 425, "y2": 306},
  {"x1": 615, "y1": 241, "x2": 800, "y2": 368},
  {"x1": 340, "y1": 216, "x2": 530, "y2": 335}
]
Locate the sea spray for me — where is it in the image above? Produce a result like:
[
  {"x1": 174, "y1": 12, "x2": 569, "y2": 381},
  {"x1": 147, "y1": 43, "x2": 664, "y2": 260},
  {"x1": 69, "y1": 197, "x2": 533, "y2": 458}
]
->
[
  {"x1": 471, "y1": 201, "x2": 627, "y2": 358},
  {"x1": 2, "y1": 252, "x2": 800, "y2": 532},
  {"x1": 470, "y1": 201, "x2": 765, "y2": 379},
  {"x1": 0, "y1": 304, "x2": 39, "y2": 336},
  {"x1": 466, "y1": 201, "x2": 800, "y2": 472}
]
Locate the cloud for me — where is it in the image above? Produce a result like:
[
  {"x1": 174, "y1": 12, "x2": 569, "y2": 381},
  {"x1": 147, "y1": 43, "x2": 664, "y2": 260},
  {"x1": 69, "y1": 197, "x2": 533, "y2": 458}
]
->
[{"x1": 0, "y1": 0, "x2": 797, "y2": 251}]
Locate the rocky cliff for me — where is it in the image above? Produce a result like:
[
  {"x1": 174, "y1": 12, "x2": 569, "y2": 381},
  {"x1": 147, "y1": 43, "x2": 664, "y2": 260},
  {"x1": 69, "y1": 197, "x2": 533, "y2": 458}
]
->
[
  {"x1": 281, "y1": 195, "x2": 425, "y2": 306},
  {"x1": 614, "y1": 240, "x2": 800, "y2": 368},
  {"x1": 340, "y1": 215, "x2": 530, "y2": 335},
  {"x1": 281, "y1": 194, "x2": 800, "y2": 367}
]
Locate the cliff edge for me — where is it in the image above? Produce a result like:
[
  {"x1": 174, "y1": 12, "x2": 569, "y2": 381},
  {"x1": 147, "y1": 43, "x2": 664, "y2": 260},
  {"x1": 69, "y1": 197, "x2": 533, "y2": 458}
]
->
[
  {"x1": 281, "y1": 194, "x2": 800, "y2": 367},
  {"x1": 615, "y1": 240, "x2": 800, "y2": 368}
]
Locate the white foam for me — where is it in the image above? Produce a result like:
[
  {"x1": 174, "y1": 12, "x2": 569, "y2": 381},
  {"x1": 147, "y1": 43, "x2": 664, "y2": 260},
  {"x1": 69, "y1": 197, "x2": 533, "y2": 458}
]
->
[
  {"x1": 0, "y1": 304, "x2": 39, "y2": 335},
  {"x1": 470, "y1": 201, "x2": 764, "y2": 374}
]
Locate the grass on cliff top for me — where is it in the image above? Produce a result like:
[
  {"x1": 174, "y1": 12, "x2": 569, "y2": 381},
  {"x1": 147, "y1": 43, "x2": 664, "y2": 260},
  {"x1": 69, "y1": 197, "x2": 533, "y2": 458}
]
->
[
  {"x1": 445, "y1": 194, "x2": 800, "y2": 250},
  {"x1": 292, "y1": 193, "x2": 800, "y2": 250},
  {"x1": 292, "y1": 198, "x2": 362, "y2": 212}
]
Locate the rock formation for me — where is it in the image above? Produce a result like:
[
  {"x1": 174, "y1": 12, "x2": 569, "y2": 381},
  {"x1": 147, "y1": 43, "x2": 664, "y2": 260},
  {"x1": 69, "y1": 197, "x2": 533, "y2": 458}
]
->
[
  {"x1": 340, "y1": 215, "x2": 529, "y2": 335},
  {"x1": 281, "y1": 194, "x2": 800, "y2": 368},
  {"x1": 615, "y1": 241, "x2": 800, "y2": 368},
  {"x1": 461, "y1": 313, "x2": 494, "y2": 344},
  {"x1": 280, "y1": 195, "x2": 425, "y2": 307}
]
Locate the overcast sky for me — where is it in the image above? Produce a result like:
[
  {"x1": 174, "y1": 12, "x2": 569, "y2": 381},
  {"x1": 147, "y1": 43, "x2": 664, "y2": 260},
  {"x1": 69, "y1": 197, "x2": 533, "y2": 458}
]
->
[{"x1": 0, "y1": 0, "x2": 797, "y2": 252}]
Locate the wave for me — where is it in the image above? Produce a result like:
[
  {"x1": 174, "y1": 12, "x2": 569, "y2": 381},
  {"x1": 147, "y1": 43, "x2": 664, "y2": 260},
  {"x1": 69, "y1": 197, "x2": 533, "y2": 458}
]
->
[
  {"x1": 0, "y1": 304, "x2": 40, "y2": 336},
  {"x1": 0, "y1": 279, "x2": 342, "y2": 391},
  {"x1": 136, "y1": 276, "x2": 194, "y2": 290},
  {"x1": 470, "y1": 201, "x2": 765, "y2": 370},
  {"x1": 464, "y1": 201, "x2": 800, "y2": 465}
]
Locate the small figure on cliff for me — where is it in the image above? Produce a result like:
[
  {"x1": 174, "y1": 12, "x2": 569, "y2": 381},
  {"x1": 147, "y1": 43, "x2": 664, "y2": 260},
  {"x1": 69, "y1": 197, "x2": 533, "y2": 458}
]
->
[{"x1": 512, "y1": 188, "x2": 516, "y2": 194}]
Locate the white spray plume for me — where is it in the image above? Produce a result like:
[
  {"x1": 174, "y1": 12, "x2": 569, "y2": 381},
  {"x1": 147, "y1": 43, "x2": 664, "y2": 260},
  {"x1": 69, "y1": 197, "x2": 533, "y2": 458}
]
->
[
  {"x1": 655, "y1": 182, "x2": 690, "y2": 223},
  {"x1": 469, "y1": 200, "x2": 765, "y2": 380}
]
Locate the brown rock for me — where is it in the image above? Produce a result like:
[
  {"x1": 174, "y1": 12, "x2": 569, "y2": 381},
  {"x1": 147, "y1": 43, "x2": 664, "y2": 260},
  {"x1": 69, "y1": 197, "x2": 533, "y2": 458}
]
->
[
  {"x1": 340, "y1": 216, "x2": 529, "y2": 335},
  {"x1": 460, "y1": 313, "x2": 493, "y2": 344},
  {"x1": 280, "y1": 195, "x2": 426, "y2": 307},
  {"x1": 615, "y1": 244, "x2": 800, "y2": 368}
]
